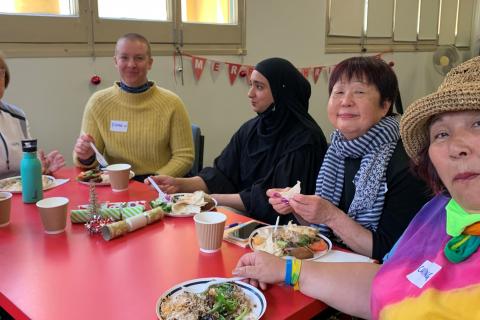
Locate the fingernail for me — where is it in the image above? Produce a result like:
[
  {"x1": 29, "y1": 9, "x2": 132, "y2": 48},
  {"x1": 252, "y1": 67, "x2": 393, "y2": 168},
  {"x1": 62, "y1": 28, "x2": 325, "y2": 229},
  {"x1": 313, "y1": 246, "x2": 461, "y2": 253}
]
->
[
  {"x1": 281, "y1": 198, "x2": 289, "y2": 204},
  {"x1": 273, "y1": 192, "x2": 281, "y2": 197},
  {"x1": 232, "y1": 269, "x2": 239, "y2": 275}
]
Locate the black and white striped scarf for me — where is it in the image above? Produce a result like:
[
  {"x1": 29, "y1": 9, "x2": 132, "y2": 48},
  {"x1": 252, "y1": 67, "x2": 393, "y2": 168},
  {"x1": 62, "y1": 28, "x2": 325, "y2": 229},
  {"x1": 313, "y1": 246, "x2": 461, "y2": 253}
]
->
[{"x1": 313, "y1": 116, "x2": 400, "y2": 237}]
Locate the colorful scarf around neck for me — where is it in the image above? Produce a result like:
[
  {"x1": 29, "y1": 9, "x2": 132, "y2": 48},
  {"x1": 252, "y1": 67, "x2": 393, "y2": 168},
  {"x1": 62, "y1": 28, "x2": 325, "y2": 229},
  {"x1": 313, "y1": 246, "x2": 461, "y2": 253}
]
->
[{"x1": 444, "y1": 199, "x2": 480, "y2": 263}]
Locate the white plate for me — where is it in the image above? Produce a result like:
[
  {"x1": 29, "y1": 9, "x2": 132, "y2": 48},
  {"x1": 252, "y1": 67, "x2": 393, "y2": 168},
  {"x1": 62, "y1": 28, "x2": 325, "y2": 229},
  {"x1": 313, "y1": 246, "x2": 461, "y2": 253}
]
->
[
  {"x1": 161, "y1": 193, "x2": 217, "y2": 218},
  {"x1": 248, "y1": 225, "x2": 332, "y2": 261},
  {"x1": 156, "y1": 277, "x2": 266, "y2": 319},
  {"x1": 0, "y1": 175, "x2": 56, "y2": 193},
  {"x1": 77, "y1": 170, "x2": 135, "y2": 186}
]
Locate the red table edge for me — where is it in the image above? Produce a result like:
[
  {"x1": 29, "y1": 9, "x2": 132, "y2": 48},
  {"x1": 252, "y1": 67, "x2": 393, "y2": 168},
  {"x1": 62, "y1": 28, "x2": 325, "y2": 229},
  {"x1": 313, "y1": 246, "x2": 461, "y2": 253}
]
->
[{"x1": 0, "y1": 292, "x2": 29, "y2": 320}]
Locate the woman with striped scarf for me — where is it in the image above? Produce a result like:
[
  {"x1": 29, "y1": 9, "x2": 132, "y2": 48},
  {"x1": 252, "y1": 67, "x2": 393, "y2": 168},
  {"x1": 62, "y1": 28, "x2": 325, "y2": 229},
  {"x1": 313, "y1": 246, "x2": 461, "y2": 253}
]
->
[{"x1": 267, "y1": 57, "x2": 430, "y2": 260}]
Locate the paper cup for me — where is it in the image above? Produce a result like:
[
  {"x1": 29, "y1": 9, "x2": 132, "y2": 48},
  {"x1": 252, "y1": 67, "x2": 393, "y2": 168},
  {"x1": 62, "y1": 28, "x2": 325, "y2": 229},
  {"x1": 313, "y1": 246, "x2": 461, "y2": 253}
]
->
[
  {"x1": 106, "y1": 164, "x2": 131, "y2": 192},
  {"x1": 0, "y1": 192, "x2": 12, "y2": 227},
  {"x1": 36, "y1": 197, "x2": 69, "y2": 234},
  {"x1": 194, "y1": 211, "x2": 226, "y2": 253}
]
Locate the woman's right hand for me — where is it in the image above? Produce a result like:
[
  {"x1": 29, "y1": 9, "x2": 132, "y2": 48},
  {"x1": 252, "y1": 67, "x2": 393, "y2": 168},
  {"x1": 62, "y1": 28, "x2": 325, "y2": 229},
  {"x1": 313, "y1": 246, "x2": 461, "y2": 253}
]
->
[
  {"x1": 144, "y1": 175, "x2": 180, "y2": 194},
  {"x1": 266, "y1": 188, "x2": 293, "y2": 215},
  {"x1": 232, "y1": 251, "x2": 285, "y2": 290},
  {"x1": 74, "y1": 133, "x2": 95, "y2": 160}
]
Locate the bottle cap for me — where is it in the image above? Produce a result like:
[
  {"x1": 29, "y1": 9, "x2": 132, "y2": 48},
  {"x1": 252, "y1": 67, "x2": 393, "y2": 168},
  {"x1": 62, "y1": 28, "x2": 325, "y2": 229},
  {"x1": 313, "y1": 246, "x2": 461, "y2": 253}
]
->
[{"x1": 21, "y1": 139, "x2": 38, "y2": 152}]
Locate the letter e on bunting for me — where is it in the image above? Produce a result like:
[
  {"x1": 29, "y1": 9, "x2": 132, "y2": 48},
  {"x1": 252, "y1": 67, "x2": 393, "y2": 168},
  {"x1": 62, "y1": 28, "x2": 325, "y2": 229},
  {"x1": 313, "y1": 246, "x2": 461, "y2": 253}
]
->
[
  {"x1": 192, "y1": 56, "x2": 207, "y2": 81},
  {"x1": 227, "y1": 63, "x2": 242, "y2": 85},
  {"x1": 210, "y1": 60, "x2": 223, "y2": 81}
]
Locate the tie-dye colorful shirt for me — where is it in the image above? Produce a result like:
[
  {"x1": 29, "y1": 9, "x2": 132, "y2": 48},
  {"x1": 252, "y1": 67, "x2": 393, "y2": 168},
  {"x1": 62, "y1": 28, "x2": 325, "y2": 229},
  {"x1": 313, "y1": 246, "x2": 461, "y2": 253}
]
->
[{"x1": 371, "y1": 194, "x2": 480, "y2": 319}]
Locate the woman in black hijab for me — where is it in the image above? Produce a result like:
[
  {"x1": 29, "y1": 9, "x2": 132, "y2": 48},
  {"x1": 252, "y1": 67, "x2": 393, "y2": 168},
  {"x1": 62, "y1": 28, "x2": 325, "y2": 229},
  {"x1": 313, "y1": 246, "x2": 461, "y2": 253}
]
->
[{"x1": 147, "y1": 57, "x2": 328, "y2": 224}]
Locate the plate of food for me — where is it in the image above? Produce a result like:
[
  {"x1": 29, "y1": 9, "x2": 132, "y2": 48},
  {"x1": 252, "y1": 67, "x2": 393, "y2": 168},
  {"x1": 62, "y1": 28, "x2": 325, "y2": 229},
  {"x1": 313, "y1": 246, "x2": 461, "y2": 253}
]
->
[
  {"x1": 249, "y1": 222, "x2": 332, "y2": 260},
  {"x1": 76, "y1": 168, "x2": 135, "y2": 186},
  {"x1": 156, "y1": 278, "x2": 266, "y2": 320},
  {"x1": 0, "y1": 175, "x2": 56, "y2": 193},
  {"x1": 150, "y1": 191, "x2": 217, "y2": 217}
]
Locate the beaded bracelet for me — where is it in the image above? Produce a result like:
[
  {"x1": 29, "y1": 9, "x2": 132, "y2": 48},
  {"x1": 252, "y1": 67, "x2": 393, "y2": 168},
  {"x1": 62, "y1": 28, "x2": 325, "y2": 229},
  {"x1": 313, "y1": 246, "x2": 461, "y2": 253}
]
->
[{"x1": 284, "y1": 258, "x2": 293, "y2": 286}]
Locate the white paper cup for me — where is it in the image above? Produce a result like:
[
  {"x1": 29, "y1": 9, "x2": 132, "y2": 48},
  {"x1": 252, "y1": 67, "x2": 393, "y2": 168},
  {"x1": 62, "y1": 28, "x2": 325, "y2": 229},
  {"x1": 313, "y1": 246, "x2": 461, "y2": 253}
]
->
[
  {"x1": 0, "y1": 192, "x2": 12, "y2": 227},
  {"x1": 106, "y1": 164, "x2": 131, "y2": 192},
  {"x1": 36, "y1": 197, "x2": 69, "y2": 234},
  {"x1": 194, "y1": 211, "x2": 226, "y2": 253}
]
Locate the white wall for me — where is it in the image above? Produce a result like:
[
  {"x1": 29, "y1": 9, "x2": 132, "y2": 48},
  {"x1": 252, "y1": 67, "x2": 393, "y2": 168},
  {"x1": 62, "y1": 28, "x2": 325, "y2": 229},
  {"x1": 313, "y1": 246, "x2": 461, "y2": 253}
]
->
[{"x1": 3, "y1": 0, "x2": 470, "y2": 167}]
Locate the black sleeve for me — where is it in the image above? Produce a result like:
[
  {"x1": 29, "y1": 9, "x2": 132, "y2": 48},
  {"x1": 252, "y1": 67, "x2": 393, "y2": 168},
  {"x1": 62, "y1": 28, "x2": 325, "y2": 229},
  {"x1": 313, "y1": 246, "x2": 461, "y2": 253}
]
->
[
  {"x1": 197, "y1": 130, "x2": 243, "y2": 194},
  {"x1": 371, "y1": 142, "x2": 432, "y2": 261},
  {"x1": 239, "y1": 144, "x2": 322, "y2": 225}
]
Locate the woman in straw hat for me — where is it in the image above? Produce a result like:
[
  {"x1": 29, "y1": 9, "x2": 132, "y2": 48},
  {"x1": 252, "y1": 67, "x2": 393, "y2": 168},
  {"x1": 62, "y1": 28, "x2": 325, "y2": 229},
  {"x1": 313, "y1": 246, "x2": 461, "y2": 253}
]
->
[{"x1": 233, "y1": 56, "x2": 480, "y2": 319}]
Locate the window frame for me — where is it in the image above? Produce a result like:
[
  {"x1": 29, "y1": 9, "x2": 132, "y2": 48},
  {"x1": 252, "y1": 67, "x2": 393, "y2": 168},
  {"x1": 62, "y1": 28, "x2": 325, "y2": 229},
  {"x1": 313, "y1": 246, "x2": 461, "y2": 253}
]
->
[
  {"x1": 0, "y1": 0, "x2": 246, "y2": 57},
  {"x1": 325, "y1": 0, "x2": 476, "y2": 53}
]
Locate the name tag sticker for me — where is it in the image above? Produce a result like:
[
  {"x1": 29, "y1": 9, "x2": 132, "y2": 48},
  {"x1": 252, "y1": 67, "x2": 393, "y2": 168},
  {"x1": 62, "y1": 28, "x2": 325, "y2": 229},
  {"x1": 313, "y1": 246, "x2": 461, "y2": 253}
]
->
[
  {"x1": 406, "y1": 260, "x2": 442, "y2": 288},
  {"x1": 110, "y1": 120, "x2": 128, "y2": 133}
]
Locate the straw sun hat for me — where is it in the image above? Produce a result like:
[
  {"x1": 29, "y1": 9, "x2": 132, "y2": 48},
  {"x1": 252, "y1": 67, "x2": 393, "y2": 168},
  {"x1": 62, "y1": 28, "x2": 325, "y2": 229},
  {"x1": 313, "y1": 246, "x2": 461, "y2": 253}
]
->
[{"x1": 400, "y1": 56, "x2": 480, "y2": 163}]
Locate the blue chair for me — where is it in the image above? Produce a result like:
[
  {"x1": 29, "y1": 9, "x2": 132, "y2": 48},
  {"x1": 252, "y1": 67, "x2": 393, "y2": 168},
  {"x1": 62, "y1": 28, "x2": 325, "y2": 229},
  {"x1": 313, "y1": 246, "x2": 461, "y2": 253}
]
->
[{"x1": 188, "y1": 124, "x2": 204, "y2": 176}]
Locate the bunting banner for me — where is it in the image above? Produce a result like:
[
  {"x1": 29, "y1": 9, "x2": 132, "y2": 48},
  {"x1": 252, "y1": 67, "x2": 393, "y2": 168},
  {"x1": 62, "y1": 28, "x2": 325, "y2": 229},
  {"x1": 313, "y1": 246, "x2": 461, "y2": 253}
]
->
[
  {"x1": 301, "y1": 68, "x2": 311, "y2": 79},
  {"x1": 192, "y1": 56, "x2": 207, "y2": 81},
  {"x1": 174, "y1": 51, "x2": 392, "y2": 86},
  {"x1": 313, "y1": 67, "x2": 323, "y2": 84},
  {"x1": 226, "y1": 63, "x2": 242, "y2": 85}
]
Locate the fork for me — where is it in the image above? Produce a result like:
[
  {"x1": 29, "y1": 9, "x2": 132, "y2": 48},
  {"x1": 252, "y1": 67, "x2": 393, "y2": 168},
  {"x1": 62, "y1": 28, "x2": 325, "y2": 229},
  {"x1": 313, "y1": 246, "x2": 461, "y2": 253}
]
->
[
  {"x1": 181, "y1": 277, "x2": 246, "y2": 294},
  {"x1": 147, "y1": 176, "x2": 170, "y2": 202},
  {"x1": 89, "y1": 142, "x2": 109, "y2": 168}
]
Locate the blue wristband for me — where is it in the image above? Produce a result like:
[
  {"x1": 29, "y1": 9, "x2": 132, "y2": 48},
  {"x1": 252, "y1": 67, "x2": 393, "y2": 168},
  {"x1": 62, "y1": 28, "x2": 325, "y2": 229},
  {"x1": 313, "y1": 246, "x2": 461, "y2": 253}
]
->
[{"x1": 284, "y1": 258, "x2": 293, "y2": 286}]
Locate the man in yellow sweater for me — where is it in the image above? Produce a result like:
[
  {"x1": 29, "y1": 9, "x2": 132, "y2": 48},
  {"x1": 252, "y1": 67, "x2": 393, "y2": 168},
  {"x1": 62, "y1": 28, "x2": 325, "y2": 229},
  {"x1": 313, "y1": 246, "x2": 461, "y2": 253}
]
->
[{"x1": 73, "y1": 33, "x2": 194, "y2": 181}]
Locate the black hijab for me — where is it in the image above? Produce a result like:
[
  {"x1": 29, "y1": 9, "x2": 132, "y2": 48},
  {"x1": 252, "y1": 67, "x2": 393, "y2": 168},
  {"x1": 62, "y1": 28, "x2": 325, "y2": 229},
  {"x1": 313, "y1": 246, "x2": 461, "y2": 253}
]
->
[{"x1": 246, "y1": 57, "x2": 326, "y2": 156}]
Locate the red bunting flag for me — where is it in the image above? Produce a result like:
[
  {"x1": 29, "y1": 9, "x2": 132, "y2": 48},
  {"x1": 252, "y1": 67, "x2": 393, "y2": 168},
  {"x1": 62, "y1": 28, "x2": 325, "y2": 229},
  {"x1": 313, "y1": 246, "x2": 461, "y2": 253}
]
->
[
  {"x1": 313, "y1": 67, "x2": 323, "y2": 84},
  {"x1": 246, "y1": 66, "x2": 254, "y2": 83},
  {"x1": 227, "y1": 63, "x2": 242, "y2": 85},
  {"x1": 192, "y1": 56, "x2": 207, "y2": 81},
  {"x1": 301, "y1": 68, "x2": 310, "y2": 79}
]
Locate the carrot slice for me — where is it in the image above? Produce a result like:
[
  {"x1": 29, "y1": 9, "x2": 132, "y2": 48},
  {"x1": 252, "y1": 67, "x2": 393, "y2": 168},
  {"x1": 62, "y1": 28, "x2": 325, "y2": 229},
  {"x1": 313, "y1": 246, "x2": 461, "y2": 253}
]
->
[{"x1": 309, "y1": 240, "x2": 327, "y2": 252}]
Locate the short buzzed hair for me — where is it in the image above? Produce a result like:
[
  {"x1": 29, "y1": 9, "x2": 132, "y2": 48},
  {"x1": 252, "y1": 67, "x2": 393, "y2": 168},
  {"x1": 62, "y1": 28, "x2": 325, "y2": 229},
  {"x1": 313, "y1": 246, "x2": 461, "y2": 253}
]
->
[{"x1": 115, "y1": 33, "x2": 152, "y2": 57}]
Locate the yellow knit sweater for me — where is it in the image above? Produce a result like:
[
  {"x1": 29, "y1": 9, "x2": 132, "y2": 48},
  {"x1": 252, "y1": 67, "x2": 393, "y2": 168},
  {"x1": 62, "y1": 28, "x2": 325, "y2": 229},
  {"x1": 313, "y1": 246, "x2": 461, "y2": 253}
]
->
[{"x1": 73, "y1": 83, "x2": 194, "y2": 177}]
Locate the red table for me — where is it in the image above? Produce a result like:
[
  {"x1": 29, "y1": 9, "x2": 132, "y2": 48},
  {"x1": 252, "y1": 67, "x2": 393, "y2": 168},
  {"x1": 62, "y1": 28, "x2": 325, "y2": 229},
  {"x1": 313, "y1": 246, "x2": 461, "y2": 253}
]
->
[{"x1": 0, "y1": 168, "x2": 327, "y2": 319}]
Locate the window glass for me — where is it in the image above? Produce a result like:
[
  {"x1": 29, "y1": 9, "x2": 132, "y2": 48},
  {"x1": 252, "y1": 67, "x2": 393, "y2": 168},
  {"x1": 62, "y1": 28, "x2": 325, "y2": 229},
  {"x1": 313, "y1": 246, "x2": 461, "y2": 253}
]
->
[
  {"x1": 97, "y1": 0, "x2": 168, "y2": 21},
  {"x1": 0, "y1": 0, "x2": 77, "y2": 16},
  {"x1": 181, "y1": 0, "x2": 237, "y2": 24}
]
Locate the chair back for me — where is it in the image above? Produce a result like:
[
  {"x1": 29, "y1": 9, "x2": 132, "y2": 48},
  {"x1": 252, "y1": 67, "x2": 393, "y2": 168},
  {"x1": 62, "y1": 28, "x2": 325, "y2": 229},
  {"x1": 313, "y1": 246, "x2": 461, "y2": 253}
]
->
[{"x1": 188, "y1": 124, "x2": 204, "y2": 176}]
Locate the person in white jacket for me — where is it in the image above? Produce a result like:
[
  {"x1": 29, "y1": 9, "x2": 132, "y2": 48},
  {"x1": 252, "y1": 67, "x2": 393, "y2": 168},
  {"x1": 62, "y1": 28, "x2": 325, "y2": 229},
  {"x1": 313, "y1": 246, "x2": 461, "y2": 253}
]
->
[{"x1": 0, "y1": 53, "x2": 64, "y2": 179}]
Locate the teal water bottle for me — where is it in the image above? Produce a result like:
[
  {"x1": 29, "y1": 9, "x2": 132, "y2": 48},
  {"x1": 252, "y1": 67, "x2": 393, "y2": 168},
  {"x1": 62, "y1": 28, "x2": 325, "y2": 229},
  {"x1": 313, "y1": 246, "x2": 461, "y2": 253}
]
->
[{"x1": 20, "y1": 139, "x2": 43, "y2": 203}]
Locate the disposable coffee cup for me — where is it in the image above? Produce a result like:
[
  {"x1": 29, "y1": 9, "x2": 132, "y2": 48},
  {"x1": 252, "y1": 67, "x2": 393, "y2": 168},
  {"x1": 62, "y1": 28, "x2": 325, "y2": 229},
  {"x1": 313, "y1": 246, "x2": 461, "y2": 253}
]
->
[
  {"x1": 193, "y1": 211, "x2": 226, "y2": 253},
  {"x1": 0, "y1": 192, "x2": 12, "y2": 227},
  {"x1": 36, "y1": 197, "x2": 69, "y2": 234},
  {"x1": 106, "y1": 164, "x2": 131, "y2": 192}
]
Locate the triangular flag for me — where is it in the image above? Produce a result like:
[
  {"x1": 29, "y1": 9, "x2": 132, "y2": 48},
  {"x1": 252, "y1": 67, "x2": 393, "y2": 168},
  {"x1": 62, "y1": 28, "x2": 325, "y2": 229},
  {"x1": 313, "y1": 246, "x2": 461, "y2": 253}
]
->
[
  {"x1": 192, "y1": 56, "x2": 207, "y2": 81},
  {"x1": 226, "y1": 63, "x2": 242, "y2": 85},
  {"x1": 211, "y1": 61, "x2": 222, "y2": 73},
  {"x1": 210, "y1": 60, "x2": 223, "y2": 81},
  {"x1": 313, "y1": 67, "x2": 323, "y2": 84},
  {"x1": 246, "y1": 66, "x2": 254, "y2": 83},
  {"x1": 301, "y1": 68, "x2": 310, "y2": 79}
]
